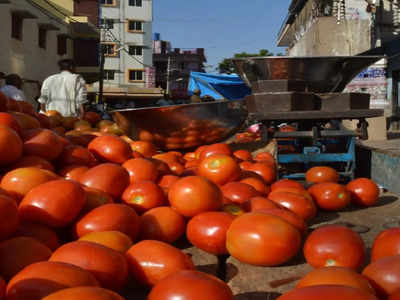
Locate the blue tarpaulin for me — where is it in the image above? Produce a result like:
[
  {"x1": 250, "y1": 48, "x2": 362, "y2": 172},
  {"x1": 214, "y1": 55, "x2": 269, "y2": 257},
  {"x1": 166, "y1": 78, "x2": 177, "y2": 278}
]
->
[{"x1": 188, "y1": 72, "x2": 251, "y2": 100}]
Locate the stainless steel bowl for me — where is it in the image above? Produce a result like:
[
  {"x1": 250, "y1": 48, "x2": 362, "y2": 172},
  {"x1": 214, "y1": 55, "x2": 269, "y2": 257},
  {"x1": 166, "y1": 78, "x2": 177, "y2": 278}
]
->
[
  {"x1": 232, "y1": 55, "x2": 384, "y2": 93},
  {"x1": 110, "y1": 100, "x2": 247, "y2": 150}
]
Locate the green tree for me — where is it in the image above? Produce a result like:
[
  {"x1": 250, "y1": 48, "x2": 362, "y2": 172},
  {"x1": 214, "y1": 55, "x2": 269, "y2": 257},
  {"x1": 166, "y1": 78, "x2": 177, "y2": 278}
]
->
[{"x1": 217, "y1": 49, "x2": 279, "y2": 74}]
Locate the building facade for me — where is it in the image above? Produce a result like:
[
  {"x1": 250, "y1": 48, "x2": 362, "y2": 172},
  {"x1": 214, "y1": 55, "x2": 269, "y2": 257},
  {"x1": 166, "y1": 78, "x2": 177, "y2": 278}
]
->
[
  {"x1": 99, "y1": 0, "x2": 153, "y2": 88},
  {"x1": 277, "y1": 0, "x2": 400, "y2": 114},
  {"x1": 0, "y1": 0, "x2": 99, "y2": 101}
]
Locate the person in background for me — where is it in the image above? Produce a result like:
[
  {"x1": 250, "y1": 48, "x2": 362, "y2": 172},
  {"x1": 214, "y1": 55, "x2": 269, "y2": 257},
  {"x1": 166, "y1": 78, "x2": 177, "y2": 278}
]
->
[
  {"x1": 0, "y1": 74, "x2": 26, "y2": 101},
  {"x1": 38, "y1": 59, "x2": 87, "y2": 118},
  {"x1": 0, "y1": 72, "x2": 5, "y2": 88},
  {"x1": 190, "y1": 89, "x2": 202, "y2": 104}
]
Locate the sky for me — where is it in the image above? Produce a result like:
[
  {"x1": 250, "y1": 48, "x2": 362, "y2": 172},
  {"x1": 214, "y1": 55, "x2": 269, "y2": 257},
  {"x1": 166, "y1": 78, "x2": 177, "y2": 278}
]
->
[{"x1": 152, "y1": 0, "x2": 292, "y2": 72}]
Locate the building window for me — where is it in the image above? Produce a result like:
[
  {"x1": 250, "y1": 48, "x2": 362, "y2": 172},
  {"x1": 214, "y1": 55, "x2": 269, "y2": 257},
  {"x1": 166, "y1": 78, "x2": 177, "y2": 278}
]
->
[
  {"x1": 127, "y1": 20, "x2": 143, "y2": 32},
  {"x1": 128, "y1": 45, "x2": 143, "y2": 56},
  {"x1": 128, "y1": 69, "x2": 144, "y2": 81},
  {"x1": 57, "y1": 35, "x2": 67, "y2": 56},
  {"x1": 104, "y1": 70, "x2": 115, "y2": 80},
  {"x1": 11, "y1": 14, "x2": 23, "y2": 40},
  {"x1": 100, "y1": 0, "x2": 116, "y2": 6},
  {"x1": 129, "y1": 0, "x2": 142, "y2": 6},
  {"x1": 102, "y1": 43, "x2": 117, "y2": 56},
  {"x1": 100, "y1": 18, "x2": 114, "y2": 29},
  {"x1": 38, "y1": 28, "x2": 47, "y2": 49}
]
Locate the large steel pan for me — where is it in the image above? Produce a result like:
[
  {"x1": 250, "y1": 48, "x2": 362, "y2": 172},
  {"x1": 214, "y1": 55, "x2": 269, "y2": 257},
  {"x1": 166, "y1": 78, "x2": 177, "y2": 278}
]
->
[
  {"x1": 231, "y1": 55, "x2": 384, "y2": 93},
  {"x1": 111, "y1": 100, "x2": 247, "y2": 150}
]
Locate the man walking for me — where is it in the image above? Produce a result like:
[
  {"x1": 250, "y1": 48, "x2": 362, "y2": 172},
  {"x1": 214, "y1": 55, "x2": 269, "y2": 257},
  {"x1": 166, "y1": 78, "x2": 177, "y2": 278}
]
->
[{"x1": 38, "y1": 59, "x2": 87, "y2": 117}]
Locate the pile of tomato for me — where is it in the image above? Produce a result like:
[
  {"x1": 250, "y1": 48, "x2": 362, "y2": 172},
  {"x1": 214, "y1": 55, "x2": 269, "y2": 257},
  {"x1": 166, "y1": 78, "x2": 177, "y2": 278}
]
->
[{"x1": 0, "y1": 91, "x2": 399, "y2": 299}]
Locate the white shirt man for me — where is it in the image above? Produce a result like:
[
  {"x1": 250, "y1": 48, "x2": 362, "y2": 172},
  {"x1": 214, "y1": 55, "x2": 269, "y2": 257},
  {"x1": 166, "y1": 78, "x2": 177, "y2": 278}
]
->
[{"x1": 38, "y1": 60, "x2": 87, "y2": 117}]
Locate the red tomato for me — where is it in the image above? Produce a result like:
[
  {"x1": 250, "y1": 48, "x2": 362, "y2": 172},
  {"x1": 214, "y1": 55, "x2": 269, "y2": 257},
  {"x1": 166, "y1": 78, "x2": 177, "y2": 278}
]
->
[
  {"x1": 186, "y1": 212, "x2": 235, "y2": 255},
  {"x1": 75, "y1": 203, "x2": 140, "y2": 242},
  {"x1": 223, "y1": 203, "x2": 246, "y2": 216},
  {"x1": 168, "y1": 161, "x2": 185, "y2": 176},
  {"x1": 0, "y1": 126, "x2": 22, "y2": 165},
  {"x1": 0, "y1": 237, "x2": 52, "y2": 280},
  {"x1": 256, "y1": 207, "x2": 307, "y2": 235},
  {"x1": 239, "y1": 160, "x2": 253, "y2": 171},
  {"x1": 308, "y1": 182, "x2": 351, "y2": 211},
  {"x1": 81, "y1": 187, "x2": 114, "y2": 214},
  {"x1": 0, "y1": 167, "x2": 58, "y2": 202},
  {"x1": 0, "y1": 195, "x2": 19, "y2": 240},
  {"x1": 346, "y1": 178, "x2": 380, "y2": 206},
  {"x1": 14, "y1": 221, "x2": 59, "y2": 251},
  {"x1": 277, "y1": 285, "x2": 378, "y2": 300},
  {"x1": 157, "y1": 175, "x2": 180, "y2": 195},
  {"x1": 83, "y1": 112, "x2": 102, "y2": 125},
  {"x1": 57, "y1": 145, "x2": 97, "y2": 166},
  {"x1": 6, "y1": 261, "x2": 99, "y2": 300},
  {"x1": 22, "y1": 128, "x2": 64, "y2": 161},
  {"x1": 305, "y1": 166, "x2": 339, "y2": 183},
  {"x1": 198, "y1": 154, "x2": 241, "y2": 185},
  {"x1": 80, "y1": 163, "x2": 130, "y2": 199},
  {"x1": 148, "y1": 270, "x2": 233, "y2": 300},
  {"x1": 371, "y1": 228, "x2": 400, "y2": 262},
  {"x1": 390, "y1": 289, "x2": 400, "y2": 300},
  {"x1": 233, "y1": 149, "x2": 252, "y2": 161},
  {"x1": 247, "y1": 162, "x2": 276, "y2": 184},
  {"x1": 79, "y1": 231, "x2": 132, "y2": 253},
  {"x1": 42, "y1": 287, "x2": 124, "y2": 300},
  {"x1": 130, "y1": 141, "x2": 157, "y2": 157},
  {"x1": 254, "y1": 151, "x2": 275, "y2": 167},
  {"x1": 50, "y1": 241, "x2": 128, "y2": 291},
  {"x1": 126, "y1": 240, "x2": 194, "y2": 287},
  {"x1": 268, "y1": 191, "x2": 317, "y2": 221},
  {"x1": 242, "y1": 196, "x2": 280, "y2": 212},
  {"x1": 168, "y1": 176, "x2": 222, "y2": 217},
  {"x1": 221, "y1": 182, "x2": 260, "y2": 204},
  {"x1": 11, "y1": 112, "x2": 41, "y2": 130},
  {"x1": 12, "y1": 155, "x2": 54, "y2": 172},
  {"x1": 198, "y1": 143, "x2": 232, "y2": 161},
  {"x1": 271, "y1": 179, "x2": 304, "y2": 191},
  {"x1": 140, "y1": 206, "x2": 186, "y2": 243},
  {"x1": 226, "y1": 212, "x2": 301, "y2": 266},
  {"x1": 0, "y1": 112, "x2": 21, "y2": 135},
  {"x1": 296, "y1": 266, "x2": 375, "y2": 295},
  {"x1": 304, "y1": 225, "x2": 366, "y2": 270},
  {"x1": 122, "y1": 181, "x2": 166, "y2": 214},
  {"x1": 88, "y1": 135, "x2": 132, "y2": 164},
  {"x1": 122, "y1": 158, "x2": 159, "y2": 184},
  {"x1": 362, "y1": 255, "x2": 400, "y2": 298},
  {"x1": 19, "y1": 179, "x2": 86, "y2": 228},
  {"x1": 240, "y1": 177, "x2": 270, "y2": 196},
  {"x1": 58, "y1": 165, "x2": 89, "y2": 181}
]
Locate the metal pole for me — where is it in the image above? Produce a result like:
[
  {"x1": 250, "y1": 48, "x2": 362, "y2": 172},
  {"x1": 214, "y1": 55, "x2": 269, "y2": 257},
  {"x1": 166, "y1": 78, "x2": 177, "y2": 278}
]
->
[
  {"x1": 166, "y1": 56, "x2": 171, "y2": 96},
  {"x1": 98, "y1": 44, "x2": 105, "y2": 104}
]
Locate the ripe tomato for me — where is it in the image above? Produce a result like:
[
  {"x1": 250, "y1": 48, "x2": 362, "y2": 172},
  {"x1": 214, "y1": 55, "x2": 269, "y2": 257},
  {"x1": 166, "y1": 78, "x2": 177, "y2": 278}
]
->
[
  {"x1": 130, "y1": 141, "x2": 157, "y2": 157},
  {"x1": 308, "y1": 182, "x2": 351, "y2": 211},
  {"x1": 268, "y1": 191, "x2": 317, "y2": 221},
  {"x1": 19, "y1": 179, "x2": 86, "y2": 228},
  {"x1": 140, "y1": 206, "x2": 186, "y2": 243},
  {"x1": 14, "y1": 221, "x2": 59, "y2": 251},
  {"x1": 42, "y1": 287, "x2": 124, "y2": 300},
  {"x1": 148, "y1": 270, "x2": 233, "y2": 300},
  {"x1": 79, "y1": 231, "x2": 132, "y2": 253},
  {"x1": 0, "y1": 126, "x2": 22, "y2": 165},
  {"x1": 305, "y1": 166, "x2": 339, "y2": 183},
  {"x1": 247, "y1": 162, "x2": 276, "y2": 184},
  {"x1": 122, "y1": 181, "x2": 166, "y2": 214},
  {"x1": 22, "y1": 128, "x2": 64, "y2": 161},
  {"x1": 80, "y1": 163, "x2": 130, "y2": 199},
  {"x1": 83, "y1": 112, "x2": 101, "y2": 125},
  {"x1": 0, "y1": 167, "x2": 58, "y2": 202},
  {"x1": 6, "y1": 261, "x2": 99, "y2": 300},
  {"x1": 198, "y1": 154, "x2": 241, "y2": 185},
  {"x1": 254, "y1": 151, "x2": 275, "y2": 167},
  {"x1": 0, "y1": 195, "x2": 19, "y2": 240},
  {"x1": 240, "y1": 177, "x2": 270, "y2": 196},
  {"x1": 221, "y1": 182, "x2": 260, "y2": 204},
  {"x1": 223, "y1": 203, "x2": 246, "y2": 216},
  {"x1": 57, "y1": 145, "x2": 97, "y2": 166},
  {"x1": 75, "y1": 203, "x2": 140, "y2": 242},
  {"x1": 168, "y1": 161, "x2": 185, "y2": 176},
  {"x1": 304, "y1": 225, "x2": 366, "y2": 270},
  {"x1": 371, "y1": 228, "x2": 400, "y2": 262},
  {"x1": 0, "y1": 237, "x2": 52, "y2": 280},
  {"x1": 50, "y1": 241, "x2": 128, "y2": 291},
  {"x1": 88, "y1": 135, "x2": 132, "y2": 164},
  {"x1": 122, "y1": 158, "x2": 159, "y2": 184},
  {"x1": 157, "y1": 175, "x2": 180, "y2": 195},
  {"x1": 126, "y1": 240, "x2": 194, "y2": 287},
  {"x1": 256, "y1": 207, "x2": 307, "y2": 235},
  {"x1": 362, "y1": 255, "x2": 400, "y2": 298},
  {"x1": 239, "y1": 160, "x2": 253, "y2": 171},
  {"x1": 277, "y1": 285, "x2": 378, "y2": 300},
  {"x1": 11, "y1": 112, "x2": 41, "y2": 130},
  {"x1": 271, "y1": 179, "x2": 304, "y2": 191},
  {"x1": 296, "y1": 266, "x2": 375, "y2": 295},
  {"x1": 242, "y1": 196, "x2": 280, "y2": 212},
  {"x1": 226, "y1": 212, "x2": 301, "y2": 266},
  {"x1": 346, "y1": 178, "x2": 380, "y2": 206},
  {"x1": 390, "y1": 290, "x2": 400, "y2": 300},
  {"x1": 198, "y1": 143, "x2": 232, "y2": 161},
  {"x1": 168, "y1": 176, "x2": 222, "y2": 217},
  {"x1": 12, "y1": 155, "x2": 54, "y2": 171},
  {"x1": 0, "y1": 112, "x2": 21, "y2": 135},
  {"x1": 233, "y1": 149, "x2": 252, "y2": 161},
  {"x1": 81, "y1": 187, "x2": 114, "y2": 214},
  {"x1": 58, "y1": 165, "x2": 89, "y2": 181},
  {"x1": 186, "y1": 212, "x2": 235, "y2": 255}
]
